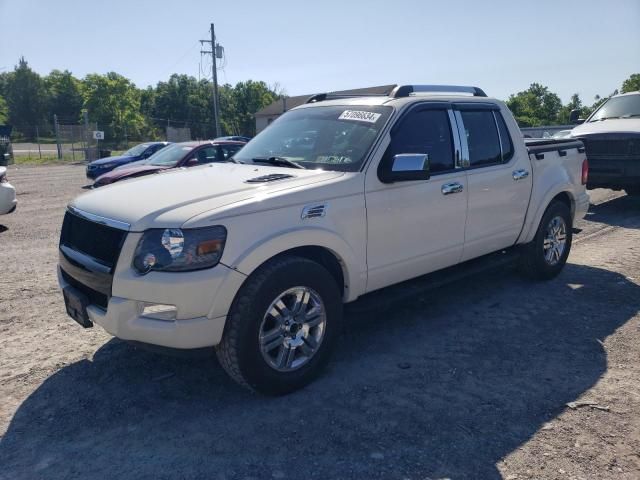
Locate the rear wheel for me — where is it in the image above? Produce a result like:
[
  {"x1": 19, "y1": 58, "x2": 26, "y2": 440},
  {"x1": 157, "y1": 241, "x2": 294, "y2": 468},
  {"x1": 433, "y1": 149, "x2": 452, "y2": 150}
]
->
[
  {"x1": 216, "y1": 256, "x2": 342, "y2": 395},
  {"x1": 520, "y1": 201, "x2": 573, "y2": 280}
]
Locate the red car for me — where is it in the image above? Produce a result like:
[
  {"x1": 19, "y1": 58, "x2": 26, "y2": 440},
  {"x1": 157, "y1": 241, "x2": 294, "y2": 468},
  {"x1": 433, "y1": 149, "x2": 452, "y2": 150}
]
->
[{"x1": 93, "y1": 140, "x2": 246, "y2": 187}]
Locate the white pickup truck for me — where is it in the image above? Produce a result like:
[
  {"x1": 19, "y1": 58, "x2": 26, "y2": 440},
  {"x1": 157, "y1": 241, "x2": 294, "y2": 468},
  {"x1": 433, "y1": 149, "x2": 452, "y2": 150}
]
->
[{"x1": 58, "y1": 85, "x2": 589, "y2": 394}]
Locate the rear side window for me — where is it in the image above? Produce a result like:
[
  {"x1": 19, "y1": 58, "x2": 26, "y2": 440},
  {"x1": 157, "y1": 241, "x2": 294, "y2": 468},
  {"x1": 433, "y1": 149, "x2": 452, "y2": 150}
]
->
[
  {"x1": 460, "y1": 111, "x2": 501, "y2": 167},
  {"x1": 384, "y1": 109, "x2": 454, "y2": 173},
  {"x1": 495, "y1": 113, "x2": 514, "y2": 162}
]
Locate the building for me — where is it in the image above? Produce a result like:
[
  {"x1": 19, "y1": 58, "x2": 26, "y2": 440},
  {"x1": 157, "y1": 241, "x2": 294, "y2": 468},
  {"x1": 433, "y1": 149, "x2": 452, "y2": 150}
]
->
[{"x1": 254, "y1": 85, "x2": 396, "y2": 134}]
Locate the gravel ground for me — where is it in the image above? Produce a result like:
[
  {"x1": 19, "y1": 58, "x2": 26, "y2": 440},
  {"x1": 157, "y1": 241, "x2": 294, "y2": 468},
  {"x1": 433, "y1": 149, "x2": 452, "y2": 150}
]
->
[{"x1": 1, "y1": 164, "x2": 639, "y2": 480}]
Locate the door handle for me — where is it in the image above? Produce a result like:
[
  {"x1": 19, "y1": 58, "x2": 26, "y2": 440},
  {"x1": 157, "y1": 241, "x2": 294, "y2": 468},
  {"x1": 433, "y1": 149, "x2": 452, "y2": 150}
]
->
[
  {"x1": 513, "y1": 169, "x2": 529, "y2": 181},
  {"x1": 441, "y1": 182, "x2": 464, "y2": 195}
]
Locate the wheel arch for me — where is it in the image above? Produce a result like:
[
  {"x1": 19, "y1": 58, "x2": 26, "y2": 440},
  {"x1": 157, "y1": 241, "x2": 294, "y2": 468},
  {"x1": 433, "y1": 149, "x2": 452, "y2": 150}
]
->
[
  {"x1": 519, "y1": 186, "x2": 576, "y2": 244},
  {"x1": 226, "y1": 228, "x2": 365, "y2": 303}
]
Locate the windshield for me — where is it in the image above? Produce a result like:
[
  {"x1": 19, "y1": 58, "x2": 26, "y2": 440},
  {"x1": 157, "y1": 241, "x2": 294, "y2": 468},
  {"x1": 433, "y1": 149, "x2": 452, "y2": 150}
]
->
[
  {"x1": 234, "y1": 105, "x2": 393, "y2": 171},
  {"x1": 147, "y1": 144, "x2": 194, "y2": 166},
  {"x1": 123, "y1": 143, "x2": 151, "y2": 157},
  {"x1": 589, "y1": 94, "x2": 640, "y2": 122}
]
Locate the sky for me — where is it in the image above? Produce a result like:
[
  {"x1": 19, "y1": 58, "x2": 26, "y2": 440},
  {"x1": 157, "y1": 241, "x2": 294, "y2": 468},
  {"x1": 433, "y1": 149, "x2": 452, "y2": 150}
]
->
[{"x1": 0, "y1": 0, "x2": 638, "y2": 104}]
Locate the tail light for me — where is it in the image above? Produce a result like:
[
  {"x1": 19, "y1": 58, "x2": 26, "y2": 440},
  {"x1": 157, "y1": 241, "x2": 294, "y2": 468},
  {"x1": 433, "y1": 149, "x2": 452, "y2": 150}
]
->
[{"x1": 581, "y1": 158, "x2": 589, "y2": 185}]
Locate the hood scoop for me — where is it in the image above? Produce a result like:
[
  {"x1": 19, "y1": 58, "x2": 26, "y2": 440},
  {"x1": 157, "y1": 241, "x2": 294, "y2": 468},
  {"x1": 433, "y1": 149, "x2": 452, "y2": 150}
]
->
[{"x1": 245, "y1": 173, "x2": 295, "y2": 183}]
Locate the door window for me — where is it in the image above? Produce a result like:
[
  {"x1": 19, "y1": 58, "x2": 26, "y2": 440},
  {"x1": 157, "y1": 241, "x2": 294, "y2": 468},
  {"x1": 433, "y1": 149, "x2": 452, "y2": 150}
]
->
[
  {"x1": 460, "y1": 111, "x2": 502, "y2": 167},
  {"x1": 383, "y1": 109, "x2": 454, "y2": 174},
  {"x1": 218, "y1": 144, "x2": 242, "y2": 160},
  {"x1": 193, "y1": 147, "x2": 219, "y2": 165},
  {"x1": 495, "y1": 113, "x2": 514, "y2": 162}
]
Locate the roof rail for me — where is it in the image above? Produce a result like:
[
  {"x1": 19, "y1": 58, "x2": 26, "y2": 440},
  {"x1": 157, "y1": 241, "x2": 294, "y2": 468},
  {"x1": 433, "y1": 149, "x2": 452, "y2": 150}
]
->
[
  {"x1": 390, "y1": 85, "x2": 487, "y2": 98},
  {"x1": 305, "y1": 92, "x2": 389, "y2": 104}
]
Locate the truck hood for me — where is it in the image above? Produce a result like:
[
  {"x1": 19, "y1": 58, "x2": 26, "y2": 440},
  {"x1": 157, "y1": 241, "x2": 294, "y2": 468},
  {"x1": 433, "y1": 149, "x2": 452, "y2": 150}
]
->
[
  {"x1": 572, "y1": 118, "x2": 640, "y2": 137},
  {"x1": 72, "y1": 163, "x2": 344, "y2": 230}
]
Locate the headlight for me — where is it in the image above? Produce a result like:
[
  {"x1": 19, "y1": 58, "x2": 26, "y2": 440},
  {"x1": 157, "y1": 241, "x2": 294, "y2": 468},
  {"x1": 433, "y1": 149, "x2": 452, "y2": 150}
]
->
[{"x1": 133, "y1": 226, "x2": 227, "y2": 274}]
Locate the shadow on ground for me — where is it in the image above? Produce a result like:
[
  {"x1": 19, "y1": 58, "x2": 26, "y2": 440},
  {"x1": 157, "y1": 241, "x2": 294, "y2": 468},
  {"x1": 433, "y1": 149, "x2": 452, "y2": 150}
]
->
[
  {"x1": 0, "y1": 225, "x2": 7, "y2": 233},
  {"x1": 583, "y1": 192, "x2": 640, "y2": 230},
  {"x1": 1, "y1": 263, "x2": 638, "y2": 479}
]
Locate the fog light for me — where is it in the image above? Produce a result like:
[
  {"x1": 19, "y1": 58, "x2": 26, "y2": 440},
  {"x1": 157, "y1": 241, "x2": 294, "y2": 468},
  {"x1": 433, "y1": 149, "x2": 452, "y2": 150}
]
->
[{"x1": 141, "y1": 303, "x2": 177, "y2": 321}]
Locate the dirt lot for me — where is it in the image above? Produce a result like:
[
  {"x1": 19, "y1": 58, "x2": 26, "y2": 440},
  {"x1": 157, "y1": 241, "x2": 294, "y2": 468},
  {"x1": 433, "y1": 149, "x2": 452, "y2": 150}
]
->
[{"x1": 1, "y1": 164, "x2": 639, "y2": 480}]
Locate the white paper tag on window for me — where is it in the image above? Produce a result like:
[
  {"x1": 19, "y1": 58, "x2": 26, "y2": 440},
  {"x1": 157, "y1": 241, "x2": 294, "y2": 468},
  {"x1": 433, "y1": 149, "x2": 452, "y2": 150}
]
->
[{"x1": 338, "y1": 110, "x2": 382, "y2": 123}]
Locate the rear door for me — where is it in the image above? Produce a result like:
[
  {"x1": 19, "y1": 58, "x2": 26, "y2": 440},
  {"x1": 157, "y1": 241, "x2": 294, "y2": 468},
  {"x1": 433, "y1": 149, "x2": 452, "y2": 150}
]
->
[
  {"x1": 365, "y1": 104, "x2": 468, "y2": 292},
  {"x1": 456, "y1": 105, "x2": 532, "y2": 261}
]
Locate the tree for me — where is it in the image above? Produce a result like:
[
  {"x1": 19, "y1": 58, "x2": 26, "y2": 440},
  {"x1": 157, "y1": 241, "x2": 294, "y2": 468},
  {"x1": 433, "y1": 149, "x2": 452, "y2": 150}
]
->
[
  {"x1": 81, "y1": 72, "x2": 145, "y2": 143},
  {"x1": 230, "y1": 80, "x2": 280, "y2": 136},
  {"x1": 506, "y1": 83, "x2": 563, "y2": 127},
  {"x1": 44, "y1": 70, "x2": 83, "y2": 122},
  {"x1": 153, "y1": 74, "x2": 215, "y2": 139},
  {"x1": 0, "y1": 96, "x2": 8, "y2": 124},
  {"x1": 4, "y1": 57, "x2": 47, "y2": 134},
  {"x1": 557, "y1": 93, "x2": 591, "y2": 124},
  {"x1": 621, "y1": 73, "x2": 640, "y2": 94}
]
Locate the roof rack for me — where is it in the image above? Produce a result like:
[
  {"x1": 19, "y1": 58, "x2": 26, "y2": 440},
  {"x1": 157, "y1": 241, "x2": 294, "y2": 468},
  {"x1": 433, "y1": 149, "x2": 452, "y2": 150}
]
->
[
  {"x1": 305, "y1": 92, "x2": 389, "y2": 104},
  {"x1": 305, "y1": 84, "x2": 488, "y2": 104},
  {"x1": 390, "y1": 85, "x2": 487, "y2": 98}
]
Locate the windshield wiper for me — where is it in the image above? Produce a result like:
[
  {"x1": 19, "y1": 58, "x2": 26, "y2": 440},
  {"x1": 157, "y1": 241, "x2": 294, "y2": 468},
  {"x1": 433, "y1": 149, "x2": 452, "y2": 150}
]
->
[
  {"x1": 594, "y1": 116, "x2": 621, "y2": 121},
  {"x1": 251, "y1": 156, "x2": 306, "y2": 169},
  {"x1": 621, "y1": 113, "x2": 640, "y2": 118}
]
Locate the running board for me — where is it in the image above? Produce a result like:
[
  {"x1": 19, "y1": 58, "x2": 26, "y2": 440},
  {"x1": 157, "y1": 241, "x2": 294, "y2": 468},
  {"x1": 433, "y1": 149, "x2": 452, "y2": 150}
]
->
[{"x1": 346, "y1": 248, "x2": 521, "y2": 315}]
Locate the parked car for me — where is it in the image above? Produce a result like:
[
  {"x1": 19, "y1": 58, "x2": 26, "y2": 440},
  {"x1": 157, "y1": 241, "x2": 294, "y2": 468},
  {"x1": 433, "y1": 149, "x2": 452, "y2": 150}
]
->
[
  {"x1": 570, "y1": 90, "x2": 640, "y2": 196},
  {"x1": 93, "y1": 140, "x2": 246, "y2": 187},
  {"x1": 0, "y1": 166, "x2": 17, "y2": 214},
  {"x1": 215, "y1": 135, "x2": 252, "y2": 143},
  {"x1": 552, "y1": 129, "x2": 573, "y2": 139},
  {"x1": 86, "y1": 142, "x2": 171, "y2": 180},
  {"x1": 58, "y1": 84, "x2": 589, "y2": 394}
]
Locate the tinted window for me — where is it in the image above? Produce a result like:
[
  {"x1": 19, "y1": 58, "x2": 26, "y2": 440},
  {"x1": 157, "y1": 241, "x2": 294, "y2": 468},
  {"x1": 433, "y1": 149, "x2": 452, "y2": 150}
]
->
[
  {"x1": 194, "y1": 147, "x2": 219, "y2": 165},
  {"x1": 461, "y1": 111, "x2": 501, "y2": 167},
  {"x1": 384, "y1": 109, "x2": 454, "y2": 173},
  {"x1": 219, "y1": 144, "x2": 242, "y2": 160},
  {"x1": 495, "y1": 113, "x2": 514, "y2": 162}
]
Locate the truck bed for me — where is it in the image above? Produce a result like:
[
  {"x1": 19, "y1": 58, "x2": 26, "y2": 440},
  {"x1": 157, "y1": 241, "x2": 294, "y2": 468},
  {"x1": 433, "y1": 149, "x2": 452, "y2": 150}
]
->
[{"x1": 524, "y1": 138, "x2": 585, "y2": 158}]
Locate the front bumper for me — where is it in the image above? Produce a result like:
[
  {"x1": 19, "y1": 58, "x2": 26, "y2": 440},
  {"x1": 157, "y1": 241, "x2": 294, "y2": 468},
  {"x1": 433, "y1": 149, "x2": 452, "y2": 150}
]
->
[
  {"x1": 587, "y1": 158, "x2": 640, "y2": 189},
  {"x1": 58, "y1": 230, "x2": 248, "y2": 349},
  {"x1": 0, "y1": 183, "x2": 17, "y2": 215}
]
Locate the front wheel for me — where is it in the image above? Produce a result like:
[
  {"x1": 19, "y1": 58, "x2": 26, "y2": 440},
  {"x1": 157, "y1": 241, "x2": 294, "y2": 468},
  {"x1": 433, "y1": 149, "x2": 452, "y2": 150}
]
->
[
  {"x1": 216, "y1": 256, "x2": 343, "y2": 395},
  {"x1": 520, "y1": 201, "x2": 573, "y2": 280}
]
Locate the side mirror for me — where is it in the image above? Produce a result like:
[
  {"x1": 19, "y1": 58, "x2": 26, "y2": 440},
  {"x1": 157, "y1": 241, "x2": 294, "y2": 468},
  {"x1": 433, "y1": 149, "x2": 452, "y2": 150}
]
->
[
  {"x1": 379, "y1": 153, "x2": 430, "y2": 183},
  {"x1": 185, "y1": 157, "x2": 199, "y2": 166},
  {"x1": 569, "y1": 109, "x2": 585, "y2": 125}
]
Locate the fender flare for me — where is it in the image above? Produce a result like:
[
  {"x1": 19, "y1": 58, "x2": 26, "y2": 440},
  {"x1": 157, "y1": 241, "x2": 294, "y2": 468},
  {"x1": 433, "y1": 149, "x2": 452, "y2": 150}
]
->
[
  {"x1": 519, "y1": 183, "x2": 576, "y2": 244},
  {"x1": 226, "y1": 226, "x2": 366, "y2": 302}
]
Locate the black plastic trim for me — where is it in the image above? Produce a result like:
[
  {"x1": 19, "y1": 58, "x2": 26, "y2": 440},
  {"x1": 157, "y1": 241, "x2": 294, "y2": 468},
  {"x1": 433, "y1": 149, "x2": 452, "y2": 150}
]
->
[{"x1": 452, "y1": 102, "x2": 500, "y2": 111}]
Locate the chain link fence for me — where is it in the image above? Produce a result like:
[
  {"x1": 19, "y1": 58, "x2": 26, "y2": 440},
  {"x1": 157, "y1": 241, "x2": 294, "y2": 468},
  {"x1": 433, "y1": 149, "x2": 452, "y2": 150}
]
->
[{"x1": 10, "y1": 117, "x2": 203, "y2": 163}]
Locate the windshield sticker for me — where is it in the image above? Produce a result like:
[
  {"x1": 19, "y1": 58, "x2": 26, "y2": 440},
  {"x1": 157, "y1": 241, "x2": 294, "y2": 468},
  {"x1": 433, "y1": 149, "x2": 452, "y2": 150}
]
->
[{"x1": 338, "y1": 110, "x2": 382, "y2": 124}]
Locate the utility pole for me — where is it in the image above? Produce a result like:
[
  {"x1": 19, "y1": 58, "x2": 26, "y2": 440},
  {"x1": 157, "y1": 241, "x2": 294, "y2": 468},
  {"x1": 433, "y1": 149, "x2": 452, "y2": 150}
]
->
[{"x1": 201, "y1": 23, "x2": 222, "y2": 138}]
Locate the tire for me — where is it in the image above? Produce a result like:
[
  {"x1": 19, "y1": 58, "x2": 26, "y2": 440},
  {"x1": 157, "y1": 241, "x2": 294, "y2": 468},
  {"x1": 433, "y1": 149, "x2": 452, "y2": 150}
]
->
[
  {"x1": 216, "y1": 255, "x2": 343, "y2": 395},
  {"x1": 520, "y1": 200, "x2": 573, "y2": 280}
]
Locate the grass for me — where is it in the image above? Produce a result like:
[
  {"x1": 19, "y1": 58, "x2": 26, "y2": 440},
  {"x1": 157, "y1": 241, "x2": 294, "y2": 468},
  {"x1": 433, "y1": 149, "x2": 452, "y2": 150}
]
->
[{"x1": 13, "y1": 150, "x2": 127, "y2": 166}]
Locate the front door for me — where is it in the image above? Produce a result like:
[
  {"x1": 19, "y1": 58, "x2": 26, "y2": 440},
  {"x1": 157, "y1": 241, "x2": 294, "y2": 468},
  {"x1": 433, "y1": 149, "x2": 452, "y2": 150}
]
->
[{"x1": 365, "y1": 106, "x2": 468, "y2": 293}]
